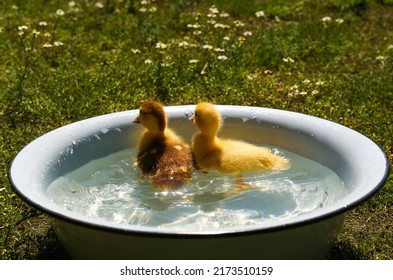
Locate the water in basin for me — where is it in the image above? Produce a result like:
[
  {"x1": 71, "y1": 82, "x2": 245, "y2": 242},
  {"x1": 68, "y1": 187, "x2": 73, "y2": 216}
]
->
[{"x1": 46, "y1": 147, "x2": 347, "y2": 230}]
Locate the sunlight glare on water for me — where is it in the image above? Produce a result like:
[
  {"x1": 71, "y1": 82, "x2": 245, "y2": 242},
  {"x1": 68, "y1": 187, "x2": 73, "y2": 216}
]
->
[{"x1": 46, "y1": 147, "x2": 347, "y2": 230}]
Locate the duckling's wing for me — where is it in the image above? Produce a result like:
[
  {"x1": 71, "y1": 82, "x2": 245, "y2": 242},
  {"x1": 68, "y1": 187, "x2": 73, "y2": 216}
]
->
[
  {"x1": 220, "y1": 139, "x2": 288, "y2": 172},
  {"x1": 152, "y1": 144, "x2": 193, "y2": 189},
  {"x1": 136, "y1": 137, "x2": 165, "y2": 173}
]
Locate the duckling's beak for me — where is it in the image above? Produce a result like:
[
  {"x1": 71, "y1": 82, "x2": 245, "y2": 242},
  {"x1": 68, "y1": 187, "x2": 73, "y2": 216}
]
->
[{"x1": 133, "y1": 116, "x2": 140, "y2": 124}]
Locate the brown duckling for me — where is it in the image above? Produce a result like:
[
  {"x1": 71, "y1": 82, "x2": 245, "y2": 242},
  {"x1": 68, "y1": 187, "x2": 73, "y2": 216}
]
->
[{"x1": 133, "y1": 101, "x2": 193, "y2": 189}]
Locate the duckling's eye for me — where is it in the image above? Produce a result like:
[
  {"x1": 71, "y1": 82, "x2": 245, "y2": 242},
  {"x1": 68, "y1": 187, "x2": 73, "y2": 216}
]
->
[{"x1": 194, "y1": 111, "x2": 198, "y2": 116}]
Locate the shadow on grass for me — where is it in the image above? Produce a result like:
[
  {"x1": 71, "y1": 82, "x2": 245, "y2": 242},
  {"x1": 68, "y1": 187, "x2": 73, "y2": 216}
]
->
[
  {"x1": 36, "y1": 227, "x2": 71, "y2": 260},
  {"x1": 327, "y1": 242, "x2": 360, "y2": 260}
]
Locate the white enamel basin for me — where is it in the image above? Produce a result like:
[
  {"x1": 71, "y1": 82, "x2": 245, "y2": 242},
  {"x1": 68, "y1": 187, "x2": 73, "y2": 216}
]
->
[{"x1": 9, "y1": 105, "x2": 389, "y2": 259}]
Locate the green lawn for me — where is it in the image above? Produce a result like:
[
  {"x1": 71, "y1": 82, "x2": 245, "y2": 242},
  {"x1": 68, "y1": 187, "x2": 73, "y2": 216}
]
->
[{"x1": 1, "y1": 0, "x2": 392, "y2": 259}]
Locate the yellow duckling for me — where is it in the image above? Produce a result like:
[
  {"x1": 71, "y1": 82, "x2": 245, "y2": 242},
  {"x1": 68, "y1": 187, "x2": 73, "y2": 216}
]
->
[
  {"x1": 190, "y1": 102, "x2": 290, "y2": 186},
  {"x1": 133, "y1": 101, "x2": 193, "y2": 189}
]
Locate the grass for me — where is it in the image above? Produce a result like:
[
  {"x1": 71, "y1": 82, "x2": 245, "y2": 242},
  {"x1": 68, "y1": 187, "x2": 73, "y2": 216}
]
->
[{"x1": 0, "y1": 0, "x2": 392, "y2": 259}]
